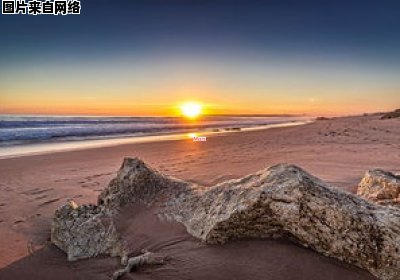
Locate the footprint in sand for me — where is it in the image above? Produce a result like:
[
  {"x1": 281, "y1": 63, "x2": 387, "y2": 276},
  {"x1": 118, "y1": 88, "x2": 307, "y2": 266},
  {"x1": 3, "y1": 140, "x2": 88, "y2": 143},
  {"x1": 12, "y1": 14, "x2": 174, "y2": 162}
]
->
[
  {"x1": 80, "y1": 181, "x2": 101, "y2": 189},
  {"x1": 38, "y1": 198, "x2": 61, "y2": 207},
  {"x1": 54, "y1": 178, "x2": 69, "y2": 183},
  {"x1": 22, "y1": 188, "x2": 56, "y2": 205},
  {"x1": 34, "y1": 195, "x2": 49, "y2": 201},
  {"x1": 21, "y1": 187, "x2": 54, "y2": 196},
  {"x1": 26, "y1": 213, "x2": 42, "y2": 220},
  {"x1": 85, "y1": 172, "x2": 114, "y2": 181},
  {"x1": 77, "y1": 172, "x2": 114, "y2": 190},
  {"x1": 14, "y1": 219, "x2": 25, "y2": 225}
]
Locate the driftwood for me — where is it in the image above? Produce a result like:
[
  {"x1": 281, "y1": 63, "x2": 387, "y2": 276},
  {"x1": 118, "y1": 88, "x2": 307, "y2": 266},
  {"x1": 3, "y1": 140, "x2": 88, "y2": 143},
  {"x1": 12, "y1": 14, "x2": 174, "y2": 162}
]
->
[{"x1": 111, "y1": 251, "x2": 164, "y2": 280}]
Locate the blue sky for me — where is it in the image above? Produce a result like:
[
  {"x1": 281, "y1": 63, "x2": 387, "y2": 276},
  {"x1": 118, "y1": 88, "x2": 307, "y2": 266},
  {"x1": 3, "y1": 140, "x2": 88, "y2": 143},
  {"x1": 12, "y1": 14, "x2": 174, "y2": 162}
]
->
[{"x1": 1, "y1": 0, "x2": 399, "y2": 115}]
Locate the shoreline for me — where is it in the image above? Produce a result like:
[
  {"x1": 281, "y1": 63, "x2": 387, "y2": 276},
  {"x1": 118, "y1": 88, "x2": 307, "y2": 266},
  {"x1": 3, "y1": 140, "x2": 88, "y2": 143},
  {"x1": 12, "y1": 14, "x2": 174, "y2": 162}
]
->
[{"x1": 0, "y1": 120, "x2": 310, "y2": 159}]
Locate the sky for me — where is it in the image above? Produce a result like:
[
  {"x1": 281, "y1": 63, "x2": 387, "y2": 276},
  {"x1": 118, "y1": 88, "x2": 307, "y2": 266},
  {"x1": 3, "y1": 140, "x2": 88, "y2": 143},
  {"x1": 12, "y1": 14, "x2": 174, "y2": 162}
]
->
[{"x1": 0, "y1": 0, "x2": 399, "y2": 116}]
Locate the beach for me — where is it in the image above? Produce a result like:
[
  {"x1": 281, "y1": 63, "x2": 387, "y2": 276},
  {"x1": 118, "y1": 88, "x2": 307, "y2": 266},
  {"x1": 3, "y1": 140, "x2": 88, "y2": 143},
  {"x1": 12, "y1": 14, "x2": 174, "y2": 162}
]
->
[{"x1": 0, "y1": 113, "x2": 399, "y2": 280}]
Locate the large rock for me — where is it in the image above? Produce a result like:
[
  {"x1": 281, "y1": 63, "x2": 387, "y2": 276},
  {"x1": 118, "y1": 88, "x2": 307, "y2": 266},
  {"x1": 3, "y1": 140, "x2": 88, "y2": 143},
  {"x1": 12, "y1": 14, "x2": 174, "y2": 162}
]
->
[
  {"x1": 97, "y1": 158, "x2": 190, "y2": 209},
  {"x1": 357, "y1": 169, "x2": 400, "y2": 207},
  {"x1": 52, "y1": 158, "x2": 190, "y2": 262},
  {"x1": 167, "y1": 164, "x2": 400, "y2": 280},
  {"x1": 51, "y1": 158, "x2": 400, "y2": 280},
  {"x1": 51, "y1": 202, "x2": 123, "y2": 261}
]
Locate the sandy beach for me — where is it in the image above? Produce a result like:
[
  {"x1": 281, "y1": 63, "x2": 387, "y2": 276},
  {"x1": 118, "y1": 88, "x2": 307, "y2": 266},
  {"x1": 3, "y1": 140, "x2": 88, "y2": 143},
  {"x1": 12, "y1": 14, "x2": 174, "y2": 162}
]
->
[{"x1": 0, "y1": 114, "x2": 399, "y2": 280}]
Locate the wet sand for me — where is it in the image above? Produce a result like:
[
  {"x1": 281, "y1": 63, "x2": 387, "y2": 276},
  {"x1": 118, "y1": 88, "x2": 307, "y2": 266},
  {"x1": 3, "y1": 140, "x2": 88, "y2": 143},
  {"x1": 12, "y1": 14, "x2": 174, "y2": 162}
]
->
[{"x1": 0, "y1": 114, "x2": 399, "y2": 279}]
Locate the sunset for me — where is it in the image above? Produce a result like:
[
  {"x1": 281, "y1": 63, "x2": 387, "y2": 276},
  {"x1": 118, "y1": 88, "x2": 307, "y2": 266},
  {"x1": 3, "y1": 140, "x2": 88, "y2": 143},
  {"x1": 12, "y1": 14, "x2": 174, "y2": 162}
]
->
[
  {"x1": 1, "y1": 2, "x2": 399, "y2": 117},
  {"x1": 180, "y1": 102, "x2": 203, "y2": 119},
  {"x1": 0, "y1": 1, "x2": 399, "y2": 280},
  {"x1": 0, "y1": 54, "x2": 398, "y2": 116}
]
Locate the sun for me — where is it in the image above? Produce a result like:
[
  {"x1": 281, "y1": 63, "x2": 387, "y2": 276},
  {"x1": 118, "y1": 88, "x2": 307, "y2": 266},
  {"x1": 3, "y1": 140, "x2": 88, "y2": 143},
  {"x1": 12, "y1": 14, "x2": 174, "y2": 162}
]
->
[{"x1": 180, "y1": 102, "x2": 203, "y2": 119}]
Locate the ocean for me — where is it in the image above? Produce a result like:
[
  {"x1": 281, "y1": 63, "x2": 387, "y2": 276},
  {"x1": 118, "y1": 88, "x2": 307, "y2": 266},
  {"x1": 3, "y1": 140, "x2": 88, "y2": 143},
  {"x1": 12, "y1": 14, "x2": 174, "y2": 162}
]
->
[
  {"x1": 0, "y1": 115, "x2": 310, "y2": 146},
  {"x1": 0, "y1": 115, "x2": 310, "y2": 157}
]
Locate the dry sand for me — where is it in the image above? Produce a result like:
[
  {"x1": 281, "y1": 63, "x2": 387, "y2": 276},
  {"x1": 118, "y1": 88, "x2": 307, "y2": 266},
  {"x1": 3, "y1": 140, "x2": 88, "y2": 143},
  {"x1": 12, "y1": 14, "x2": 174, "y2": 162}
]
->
[{"x1": 0, "y1": 114, "x2": 399, "y2": 279}]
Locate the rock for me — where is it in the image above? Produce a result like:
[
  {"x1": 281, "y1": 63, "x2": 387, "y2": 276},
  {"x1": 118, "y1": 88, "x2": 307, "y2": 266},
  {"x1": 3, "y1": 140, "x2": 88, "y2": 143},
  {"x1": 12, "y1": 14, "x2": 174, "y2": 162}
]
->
[
  {"x1": 380, "y1": 109, "x2": 400, "y2": 120},
  {"x1": 51, "y1": 158, "x2": 400, "y2": 280},
  {"x1": 357, "y1": 169, "x2": 400, "y2": 207},
  {"x1": 316, "y1": 116, "x2": 330, "y2": 121},
  {"x1": 51, "y1": 201, "x2": 123, "y2": 261},
  {"x1": 97, "y1": 158, "x2": 190, "y2": 209},
  {"x1": 166, "y1": 164, "x2": 400, "y2": 280},
  {"x1": 51, "y1": 158, "x2": 191, "y2": 262}
]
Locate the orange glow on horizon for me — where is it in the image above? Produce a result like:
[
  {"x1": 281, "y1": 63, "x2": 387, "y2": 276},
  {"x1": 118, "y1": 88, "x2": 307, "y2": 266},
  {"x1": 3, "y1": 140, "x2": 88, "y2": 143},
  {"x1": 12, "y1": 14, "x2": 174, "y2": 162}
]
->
[{"x1": 0, "y1": 94, "x2": 398, "y2": 117}]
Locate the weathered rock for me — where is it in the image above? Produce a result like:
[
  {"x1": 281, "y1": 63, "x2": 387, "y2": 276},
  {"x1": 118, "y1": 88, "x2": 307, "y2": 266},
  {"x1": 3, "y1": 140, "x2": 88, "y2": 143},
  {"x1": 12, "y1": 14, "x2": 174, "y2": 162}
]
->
[
  {"x1": 51, "y1": 201, "x2": 123, "y2": 261},
  {"x1": 166, "y1": 164, "x2": 400, "y2": 280},
  {"x1": 316, "y1": 116, "x2": 330, "y2": 121},
  {"x1": 51, "y1": 158, "x2": 191, "y2": 262},
  {"x1": 97, "y1": 158, "x2": 190, "y2": 209},
  {"x1": 357, "y1": 169, "x2": 400, "y2": 207},
  {"x1": 380, "y1": 109, "x2": 400, "y2": 120},
  {"x1": 51, "y1": 158, "x2": 400, "y2": 280}
]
